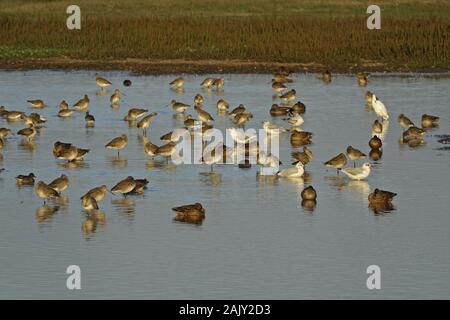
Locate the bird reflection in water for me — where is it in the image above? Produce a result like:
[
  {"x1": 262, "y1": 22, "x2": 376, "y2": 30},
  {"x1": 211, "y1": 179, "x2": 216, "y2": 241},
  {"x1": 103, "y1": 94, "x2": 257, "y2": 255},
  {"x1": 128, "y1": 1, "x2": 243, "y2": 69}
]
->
[
  {"x1": 96, "y1": 89, "x2": 110, "y2": 96},
  {"x1": 35, "y1": 205, "x2": 60, "y2": 223},
  {"x1": 369, "y1": 202, "x2": 395, "y2": 215},
  {"x1": 106, "y1": 156, "x2": 128, "y2": 169},
  {"x1": 58, "y1": 161, "x2": 89, "y2": 170},
  {"x1": 82, "y1": 210, "x2": 107, "y2": 236},
  {"x1": 18, "y1": 140, "x2": 36, "y2": 153},
  {"x1": 111, "y1": 198, "x2": 135, "y2": 219},
  {"x1": 145, "y1": 159, "x2": 177, "y2": 172},
  {"x1": 199, "y1": 171, "x2": 221, "y2": 186}
]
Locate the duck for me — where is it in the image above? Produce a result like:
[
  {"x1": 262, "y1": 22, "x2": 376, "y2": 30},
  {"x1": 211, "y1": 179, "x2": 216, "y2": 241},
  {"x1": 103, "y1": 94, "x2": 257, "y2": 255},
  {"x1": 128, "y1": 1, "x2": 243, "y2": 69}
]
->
[
  {"x1": 16, "y1": 173, "x2": 36, "y2": 185},
  {"x1": 402, "y1": 126, "x2": 425, "y2": 142},
  {"x1": 320, "y1": 70, "x2": 332, "y2": 83},
  {"x1": 172, "y1": 203, "x2": 205, "y2": 221},
  {"x1": 291, "y1": 146, "x2": 313, "y2": 166},
  {"x1": 368, "y1": 188, "x2": 397, "y2": 204},
  {"x1": 290, "y1": 128, "x2": 313, "y2": 146},
  {"x1": 301, "y1": 186, "x2": 317, "y2": 201},
  {"x1": 421, "y1": 114, "x2": 439, "y2": 128},
  {"x1": 357, "y1": 73, "x2": 368, "y2": 86},
  {"x1": 372, "y1": 120, "x2": 383, "y2": 134},
  {"x1": 270, "y1": 104, "x2": 290, "y2": 116},
  {"x1": 131, "y1": 178, "x2": 149, "y2": 194},
  {"x1": 290, "y1": 101, "x2": 306, "y2": 114},
  {"x1": 369, "y1": 135, "x2": 383, "y2": 149},
  {"x1": 279, "y1": 89, "x2": 296, "y2": 102}
]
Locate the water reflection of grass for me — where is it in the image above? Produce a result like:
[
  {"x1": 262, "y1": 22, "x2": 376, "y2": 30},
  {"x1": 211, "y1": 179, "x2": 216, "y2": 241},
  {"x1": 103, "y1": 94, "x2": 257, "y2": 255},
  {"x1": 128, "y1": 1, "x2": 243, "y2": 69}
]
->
[{"x1": 0, "y1": 1, "x2": 449, "y2": 70}]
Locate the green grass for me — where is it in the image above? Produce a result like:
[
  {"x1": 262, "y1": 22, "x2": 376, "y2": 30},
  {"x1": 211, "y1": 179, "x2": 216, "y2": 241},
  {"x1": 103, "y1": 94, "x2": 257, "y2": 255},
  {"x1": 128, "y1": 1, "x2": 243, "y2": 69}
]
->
[{"x1": 0, "y1": 0, "x2": 449, "y2": 70}]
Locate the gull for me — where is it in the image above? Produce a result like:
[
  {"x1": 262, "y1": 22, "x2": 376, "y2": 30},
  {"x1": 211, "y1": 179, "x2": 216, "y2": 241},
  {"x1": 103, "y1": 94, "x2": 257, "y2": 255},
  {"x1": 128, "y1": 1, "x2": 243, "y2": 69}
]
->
[
  {"x1": 262, "y1": 120, "x2": 286, "y2": 134},
  {"x1": 277, "y1": 161, "x2": 304, "y2": 178},
  {"x1": 371, "y1": 94, "x2": 389, "y2": 121},
  {"x1": 258, "y1": 151, "x2": 282, "y2": 168},
  {"x1": 228, "y1": 128, "x2": 257, "y2": 144},
  {"x1": 286, "y1": 113, "x2": 304, "y2": 127},
  {"x1": 341, "y1": 162, "x2": 371, "y2": 180}
]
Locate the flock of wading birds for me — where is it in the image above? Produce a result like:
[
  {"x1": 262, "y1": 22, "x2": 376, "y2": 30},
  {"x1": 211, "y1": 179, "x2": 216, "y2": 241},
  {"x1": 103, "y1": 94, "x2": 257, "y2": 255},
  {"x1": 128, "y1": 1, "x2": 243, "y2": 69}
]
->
[{"x1": 0, "y1": 69, "x2": 441, "y2": 226}]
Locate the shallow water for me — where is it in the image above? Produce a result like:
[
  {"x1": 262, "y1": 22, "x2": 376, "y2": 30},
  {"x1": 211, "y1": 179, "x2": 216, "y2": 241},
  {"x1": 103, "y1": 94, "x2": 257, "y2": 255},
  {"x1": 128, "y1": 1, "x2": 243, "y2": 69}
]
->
[{"x1": 0, "y1": 70, "x2": 449, "y2": 299}]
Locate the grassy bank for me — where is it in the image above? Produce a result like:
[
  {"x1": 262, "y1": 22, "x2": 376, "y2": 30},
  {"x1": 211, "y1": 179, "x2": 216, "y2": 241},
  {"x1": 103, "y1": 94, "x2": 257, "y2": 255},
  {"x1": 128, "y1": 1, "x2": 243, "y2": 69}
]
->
[{"x1": 0, "y1": 0, "x2": 449, "y2": 72}]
